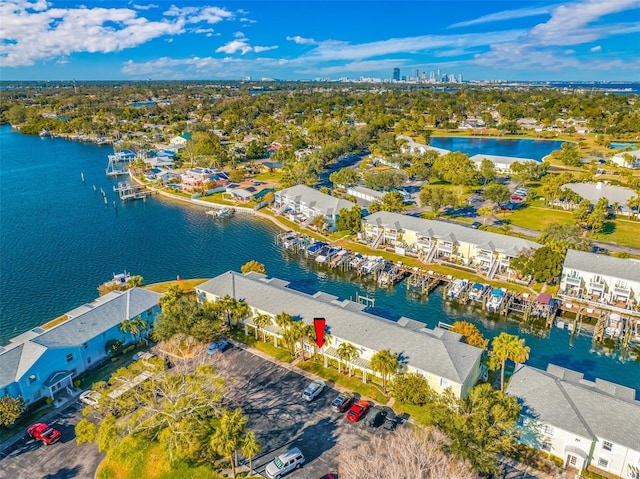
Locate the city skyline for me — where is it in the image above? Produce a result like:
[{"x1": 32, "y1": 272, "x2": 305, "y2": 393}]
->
[{"x1": 1, "y1": 0, "x2": 639, "y2": 81}]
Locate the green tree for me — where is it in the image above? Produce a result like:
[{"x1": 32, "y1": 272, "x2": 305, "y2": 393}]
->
[
  {"x1": 127, "y1": 275, "x2": 144, "y2": 288},
  {"x1": 479, "y1": 158, "x2": 496, "y2": 184},
  {"x1": 432, "y1": 152, "x2": 480, "y2": 185},
  {"x1": 329, "y1": 168, "x2": 359, "y2": 188},
  {"x1": 483, "y1": 183, "x2": 510, "y2": 207},
  {"x1": 477, "y1": 206, "x2": 494, "y2": 226},
  {"x1": 558, "y1": 142, "x2": 581, "y2": 167},
  {"x1": 74, "y1": 418, "x2": 97, "y2": 444},
  {"x1": 451, "y1": 321, "x2": 488, "y2": 350},
  {"x1": 573, "y1": 199, "x2": 592, "y2": 229},
  {"x1": 337, "y1": 342, "x2": 359, "y2": 376},
  {"x1": 241, "y1": 260, "x2": 266, "y2": 275},
  {"x1": 390, "y1": 373, "x2": 435, "y2": 406},
  {"x1": 363, "y1": 169, "x2": 406, "y2": 191},
  {"x1": 0, "y1": 396, "x2": 26, "y2": 427},
  {"x1": 510, "y1": 247, "x2": 565, "y2": 283},
  {"x1": 241, "y1": 432, "x2": 262, "y2": 477},
  {"x1": 588, "y1": 197, "x2": 608, "y2": 233},
  {"x1": 491, "y1": 333, "x2": 530, "y2": 392},
  {"x1": 380, "y1": 190, "x2": 405, "y2": 212},
  {"x1": 210, "y1": 408, "x2": 247, "y2": 478},
  {"x1": 369, "y1": 349, "x2": 399, "y2": 393},
  {"x1": 419, "y1": 186, "x2": 458, "y2": 216},
  {"x1": 253, "y1": 313, "x2": 272, "y2": 342},
  {"x1": 217, "y1": 295, "x2": 250, "y2": 329},
  {"x1": 335, "y1": 206, "x2": 362, "y2": 233},
  {"x1": 537, "y1": 223, "x2": 591, "y2": 254},
  {"x1": 153, "y1": 292, "x2": 224, "y2": 344}
]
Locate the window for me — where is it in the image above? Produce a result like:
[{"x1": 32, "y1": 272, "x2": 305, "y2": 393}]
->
[
  {"x1": 146, "y1": 308, "x2": 153, "y2": 316},
  {"x1": 541, "y1": 442, "x2": 551, "y2": 452},
  {"x1": 598, "y1": 458, "x2": 609, "y2": 469},
  {"x1": 569, "y1": 455, "x2": 577, "y2": 466},
  {"x1": 28, "y1": 374, "x2": 37, "y2": 384},
  {"x1": 439, "y1": 378, "x2": 450, "y2": 389},
  {"x1": 87, "y1": 357, "x2": 92, "y2": 364},
  {"x1": 66, "y1": 353, "x2": 74, "y2": 363},
  {"x1": 602, "y1": 441, "x2": 613, "y2": 452},
  {"x1": 542, "y1": 424, "x2": 555, "y2": 437},
  {"x1": 83, "y1": 342, "x2": 88, "y2": 349}
]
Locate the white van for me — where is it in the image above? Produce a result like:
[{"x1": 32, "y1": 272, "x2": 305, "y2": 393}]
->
[{"x1": 265, "y1": 447, "x2": 305, "y2": 479}]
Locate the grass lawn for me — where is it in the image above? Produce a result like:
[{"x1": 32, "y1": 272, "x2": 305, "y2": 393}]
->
[
  {"x1": 144, "y1": 278, "x2": 210, "y2": 294},
  {"x1": 593, "y1": 219, "x2": 640, "y2": 249},
  {"x1": 97, "y1": 435, "x2": 223, "y2": 479},
  {"x1": 392, "y1": 402, "x2": 434, "y2": 426},
  {"x1": 297, "y1": 359, "x2": 388, "y2": 404},
  {"x1": 501, "y1": 206, "x2": 574, "y2": 231},
  {"x1": 228, "y1": 330, "x2": 295, "y2": 363}
]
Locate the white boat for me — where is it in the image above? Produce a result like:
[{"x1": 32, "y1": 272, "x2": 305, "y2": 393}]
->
[
  {"x1": 486, "y1": 288, "x2": 507, "y2": 313},
  {"x1": 604, "y1": 313, "x2": 623, "y2": 338},
  {"x1": 447, "y1": 279, "x2": 469, "y2": 299},
  {"x1": 315, "y1": 246, "x2": 340, "y2": 264}
]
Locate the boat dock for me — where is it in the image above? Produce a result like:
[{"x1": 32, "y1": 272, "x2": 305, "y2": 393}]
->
[
  {"x1": 206, "y1": 207, "x2": 235, "y2": 219},
  {"x1": 113, "y1": 182, "x2": 149, "y2": 201}
]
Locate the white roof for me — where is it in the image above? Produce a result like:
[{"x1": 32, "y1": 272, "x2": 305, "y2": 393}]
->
[
  {"x1": 470, "y1": 154, "x2": 537, "y2": 165},
  {"x1": 562, "y1": 182, "x2": 636, "y2": 209}
]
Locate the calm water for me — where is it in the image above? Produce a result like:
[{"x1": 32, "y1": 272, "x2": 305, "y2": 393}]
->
[
  {"x1": 1, "y1": 125, "x2": 638, "y2": 391},
  {"x1": 430, "y1": 136, "x2": 566, "y2": 161}
]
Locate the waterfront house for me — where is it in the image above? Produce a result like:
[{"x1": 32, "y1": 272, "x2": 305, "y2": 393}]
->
[
  {"x1": 180, "y1": 167, "x2": 229, "y2": 192},
  {"x1": 274, "y1": 185, "x2": 357, "y2": 231},
  {"x1": 196, "y1": 271, "x2": 483, "y2": 399},
  {"x1": 559, "y1": 249, "x2": 640, "y2": 311},
  {"x1": 469, "y1": 154, "x2": 538, "y2": 174},
  {"x1": 362, "y1": 211, "x2": 540, "y2": 279},
  {"x1": 611, "y1": 149, "x2": 640, "y2": 169},
  {"x1": 397, "y1": 135, "x2": 450, "y2": 156},
  {"x1": 0, "y1": 288, "x2": 162, "y2": 406},
  {"x1": 506, "y1": 364, "x2": 640, "y2": 479}
]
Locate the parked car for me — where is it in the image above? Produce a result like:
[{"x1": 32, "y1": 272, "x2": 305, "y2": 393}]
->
[
  {"x1": 79, "y1": 390, "x2": 101, "y2": 406},
  {"x1": 27, "y1": 423, "x2": 61, "y2": 445},
  {"x1": 207, "y1": 339, "x2": 230, "y2": 355},
  {"x1": 383, "y1": 415, "x2": 398, "y2": 431},
  {"x1": 331, "y1": 392, "x2": 354, "y2": 413},
  {"x1": 265, "y1": 447, "x2": 305, "y2": 479},
  {"x1": 365, "y1": 406, "x2": 387, "y2": 427},
  {"x1": 471, "y1": 221, "x2": 482, "y2": 229},
  {"x1": 302, "y1": 380, "x2": 325, "y2": 401},
  {"x1": 319, "y1": 475, "x2": 338, "y2": 479},
  {"x1": 346, "y1": 399, "x2": 370, "y2": 423},
  {"x1": 133, "y1": 351, "x2": 156, "y2": 361}
]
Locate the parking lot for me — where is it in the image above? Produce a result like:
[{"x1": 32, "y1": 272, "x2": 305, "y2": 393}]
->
[{"x1": 214, "y1": 344, "x2": 400, "y2": 478}]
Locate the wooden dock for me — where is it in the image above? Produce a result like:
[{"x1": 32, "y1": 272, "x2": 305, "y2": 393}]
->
[{"x1": 114, "y1": 182, "x2": 149, "y2": 201}]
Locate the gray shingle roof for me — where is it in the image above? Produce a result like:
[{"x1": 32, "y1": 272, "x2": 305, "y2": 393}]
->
[
  {"x1": 364, "y1": 211, "x2": 540, "y2": 255},
  {"x1": 564, "y1": 249, "x2": 640, "y2": 283},
  {"x1": 197, "y1": 271, "x2": 483, "y2": 384},
  {"x1": 506, "y1": 364, "x2": 640, "y2": 450},
  {"x1": 33, "y1": 288, "x2": 162, "y2": 348},
  {"x1": 276, "y1": 185, "x2": 356, "y2": 216}
]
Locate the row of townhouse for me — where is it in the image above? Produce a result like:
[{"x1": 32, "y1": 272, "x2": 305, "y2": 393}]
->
[
  {"x1": 274, "y1": 185, "x2": 357, "y2": 231},
  {"x1": 195, "y1": 271, "x2": 484, "y2": 399},
  {"x1": 560, "y1": 249, "x2": 640, "y2": 311},
  {"x1": 507, "y1": 364, "x2": 640, "y2": 479},
  {"x1": 0, "y1": 288, "x2": 162, "y2": 405},
  {"x1": 362, "y1": 211, "x2": 540, "y2": 279}
]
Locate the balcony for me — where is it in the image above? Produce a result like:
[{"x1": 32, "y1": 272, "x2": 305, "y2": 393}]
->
[
  {"x1": 565, "y1": 275, "x2": 581, "y2": 287},
  {"x1": 587, "y1": 280, "x2": 605, "y2": 293}
]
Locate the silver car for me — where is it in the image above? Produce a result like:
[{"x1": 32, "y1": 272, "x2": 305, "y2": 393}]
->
[
  {"x1": 265, "y1": 447, "x2": 305, "y2": 479},
  {"x1": 302, "y1": 379, "x2": 325, "y2": 401}
]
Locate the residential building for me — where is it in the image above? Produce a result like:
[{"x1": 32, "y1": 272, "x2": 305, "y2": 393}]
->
[
  {"x1": 274, "y1": 184, "x2": 357, "y2": 231},
  {"x1": 559, "y1": 249, "x2": 640, "y2": 310},
  {"x1": 0, "y1": 288, "x2": 162, "y2": 405},
  {"x1": 562, "y1": 182, "x2": 638, "y2": 216},
  {"x1": 506, "y1": 364, "x2": 640, "y2": 479},
  {"x1": 362, "y1": 211, "x2": 540, "y2": 279},
  {"x1": 611, "y1": 149, "x2": 640, "y2": 169},
  {"x1": 397, "y1": 135, "x2": 451, "y2": 156},
  {"x1": 469, "y1": 154, "x2": 538, "y2": 174},
  {"x1": 346, "y1": 185, "x2": 386, "y2": 205},
  {"x1": 180, "y1": 167, "x2": 229, "y2": 192},
  {"x1": 196, "y1": 271, "x2": 483, "y2": 398},
  {"x1": 169, "y1": 132, "x2": 192, "y2": 147}
]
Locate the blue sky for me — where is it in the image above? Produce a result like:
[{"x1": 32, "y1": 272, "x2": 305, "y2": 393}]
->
[{"x1": 1, "y1": 0, "x2": 639, "y2": 81}]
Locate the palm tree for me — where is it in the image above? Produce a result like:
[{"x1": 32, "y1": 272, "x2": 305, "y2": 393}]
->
[
  {"x1": 241, "y1": 432, "x2": 262, "y2": 477},
  {"x1": 218, "y1": 295, "x2": 249, "y2": 329},
  {"x1": 210, "y1": 408, "x2": 247, "y2": 478},
  {"x1": 299, "y1": 323, "x2": 318, "y2": 360},
  {"x1": 337, "y1": 342, "x2": 359, "y2": 377},
  {"x1": 127, "y1": 275, "x2": 144, "y2": 288},
  {"x1": 120, "y1": 317, "x2": 145, "y2": 344},
  {"x1": 282, "y1": 321, "x2": 305, "y2": 357},
  {"x1": 253, "y1": 314, "x2": 272, "y2": 342},
  {"x1": 369, "y1": 349, "x2": 399, "y2": 393},
  {"x1": 491, "y1": 333, "x2": 530, "y2": 392}
]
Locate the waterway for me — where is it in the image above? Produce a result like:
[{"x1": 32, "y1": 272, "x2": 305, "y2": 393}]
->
[
  {"x1": 1, "y1": 125, "x2": 638, "y2": 391},
  {"x1": 430, "y1": 136, "x2": 566, "y2": 161}
]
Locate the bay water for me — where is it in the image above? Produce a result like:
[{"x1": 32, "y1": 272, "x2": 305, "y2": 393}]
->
[{"x1": 1, "y1": 125, "x2": 638, "y2": 391}]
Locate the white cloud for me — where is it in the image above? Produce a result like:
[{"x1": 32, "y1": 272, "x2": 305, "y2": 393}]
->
[
  {"x1": 131, "y1": 4, "x2": 158, "y2": 11},
  {"x1": 286, "y1": 35, "x2": 316, "y2": 45},
  {"x1": 215, "y1": 36, "x2": 277, "y2": 55},
  {"x1": 449, "y1": 5, "x2": 553, "y2": 29},
  {"x1": 240, "y1": 18, "x2": 256, "y2": 24},
  {"x1": 564, "y1": 49, "x2": 576, "y2": 54},
  {"x1": 0, "y1": 1, "x2": 236, "y2": 67},
  {"x1": 590, "y1": 45, "x2": 602, "y2": 52}
]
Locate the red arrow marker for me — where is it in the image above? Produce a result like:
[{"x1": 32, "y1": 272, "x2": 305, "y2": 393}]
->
[{"x1": 314, "y1": 318, "x2": 326, "y2": 348}]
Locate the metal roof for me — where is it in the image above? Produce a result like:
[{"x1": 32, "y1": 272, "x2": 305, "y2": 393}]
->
[
  {"x1": 364, "y1": 211, "x2": 540, "y2": 255},
  {"x1": 564, "y1": 249, "x2": 640, "y2": 283},
  {"x1": 197, "y1": 271, "x2": 483, "y2": 385},
  {"x1": 507, "y1": 364, "x2": 640, "y2": 451}
]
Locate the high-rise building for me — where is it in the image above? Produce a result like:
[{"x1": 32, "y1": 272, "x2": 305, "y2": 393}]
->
[
  {"x1": 393, "y1": 68, "x2": 400, "y2": 81},
  {"x1": 415, "y1": 69, "x2": 419, "y2": 81}
]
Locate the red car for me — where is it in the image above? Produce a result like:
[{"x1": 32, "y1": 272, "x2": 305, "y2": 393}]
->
[
  {"x1": 27, "y1": 423, "x2": 61, "y2": 445},
  {"x1": 345, "y1": 400, "x2": 370, "y2": 423}
]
